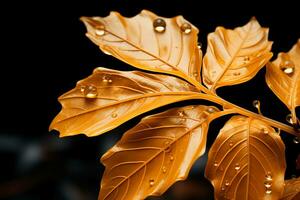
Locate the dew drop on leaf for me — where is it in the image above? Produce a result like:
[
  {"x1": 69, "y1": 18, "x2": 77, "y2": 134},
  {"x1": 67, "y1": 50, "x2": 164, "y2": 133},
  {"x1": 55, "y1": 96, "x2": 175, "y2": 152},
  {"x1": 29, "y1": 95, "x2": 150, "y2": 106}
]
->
[
  {"x1": 213, "y1": 161, "x2": 218, "y2": 167},
  {"x1": 265, "y1": 172, "x2": 273, "y2": 181},
  {"x1": 280, "y1": 60, "x2": 295, "y2": 75},
  {"x1": 153, "y1": 18, "x2": 166, "y2": 33},
  {"x1": 264, "y1": 180, "x2": 272, "y2": 188},
  {"x1": 149, "y1": 179, "x2": 155, "y2": 186},
  {"x1": 162, "y1": 166, "x2": 167, "y2": 173},
  {"x1": 225, "y1": 180, "x2": 230, "y2": 186},
  {"x1": 170, "y1": 155, "x2": 174, "y2": 161},
  {"x1": 234, "y1": 163, "x2": 240, "y2": 171},
  {"x1": 265, "y1": 189, "x2": 272, "y2": 195},
  {"x1": 111, "y1": 112, "x2": 118, "y2": 118},
  {"x1": 252, "y1": 100, "x2": 260, "y2": 109},
  {"x1": 261, "y1": 128, "x2": 269, "y2": 135},
  {"x1": 286, "y1": 114, "x2": 294, "y2": 124},
  {"x1": 84, "y1": 85, "x2": 98, "y2": 98},
  {"x1": 95, "y1": 25, "x2": 105, "y2": 36},
  {"x1": 197, "y1": 42, "x2": 202, "y2": 49},
  {"x1": 180, "y1": 23, "x2": 192, "y2": 34},
  {"x1": 178, "y1": 111, "x2": 184, "y2": 117},
  {"x1": 293, "y1": 137, "x2": 299, "y2": 144}
]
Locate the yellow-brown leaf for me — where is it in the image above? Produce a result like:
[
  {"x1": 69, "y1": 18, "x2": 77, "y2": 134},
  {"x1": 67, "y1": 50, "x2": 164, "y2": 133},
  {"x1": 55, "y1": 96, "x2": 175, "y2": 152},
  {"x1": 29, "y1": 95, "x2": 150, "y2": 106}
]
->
[
  {"x1": 203, "y1": 18, "x2": 272, "y2": 92},
  {"x1": 49, "y1": 67, "x2": 199, "y2": 137},
  {"x1": 99, "y1": 105, "x2": 219, "y2": 200},
  {"x1": 266, "y1": 39, "x2": 300, "y2": 123},
  {"x1": 80, "y1": 10, "x2": 202, "y2": 88},
  {"x1": 280, "y1": 177, "x2": 300, "y2": 200},
  {"x1": 205, "y1": 116, "x2": 286, "y2": 200}
]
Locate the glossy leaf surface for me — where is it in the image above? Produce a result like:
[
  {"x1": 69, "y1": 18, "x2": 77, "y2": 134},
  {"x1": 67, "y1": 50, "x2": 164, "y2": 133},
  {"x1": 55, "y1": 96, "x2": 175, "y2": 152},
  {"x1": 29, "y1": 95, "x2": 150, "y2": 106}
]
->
[
  {"x1": 50, "y1": 68, "x2": 198, "y2": 137},
  {"x1": 99, "y1": 105, "x2": 219, "y2": 200},
  {"x1": 81, "y1": 10, "x2": 202, "y2": 87},
  {"x1": 280, "y1": 177, "x2": 300, "y2": 200},
  {"x1": 205, "y1": 116, "x2": 286, "y2": 200},
  {"x1": 202, "y1": 18, "x2": 272, "y2": 92},
  {"x1": 266, "y1": 39, "x2": 300, "y2": 122}
]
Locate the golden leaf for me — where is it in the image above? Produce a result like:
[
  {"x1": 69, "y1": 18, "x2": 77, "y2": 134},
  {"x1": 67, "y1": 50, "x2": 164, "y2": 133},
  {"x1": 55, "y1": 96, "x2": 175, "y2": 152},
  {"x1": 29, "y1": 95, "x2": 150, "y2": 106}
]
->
[
  {"x1": 266, "y1": 39, "x2": 300, "y2": 123},
  {"x1": 202, "y1": 18, "x2": 273, "y2": 92},
  {"x1": 80, "y1": 10, "x2": 202, "y2": 88},
  {"x1": 280, "y1": 177, "x2": 300, "y2": 200},
  {"x1": 205, "y1": 116, "x2": 286, "y2": 200},
  {"x1": 49, "y1": 67, "x2": 200, "y2": 137},
  {"x1": 99, "y1": 105, "x2": 219, "y2": 200}
]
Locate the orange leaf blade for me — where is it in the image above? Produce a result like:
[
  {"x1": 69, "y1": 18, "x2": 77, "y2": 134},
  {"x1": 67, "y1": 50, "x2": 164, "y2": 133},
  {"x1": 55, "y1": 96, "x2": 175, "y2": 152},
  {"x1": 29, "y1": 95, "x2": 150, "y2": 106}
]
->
[
  {"x1": 99, "y1": 105, "x2": 219, "y2": 200},
  {"x1": 280, "y1": 177, "x2": 300, "y2": 200},
  {"x1": 49, "y1": 68, "x2": 198, "y2": 137},
  {"x1": 205, "y1": 116, "x2": 286, "y2": 200},
  {"x1": 80, "y1": 10, "x2": 202, "y2": 87},
  {"x1": 203, "y1": 18, "x2": 272, "y2": 92},
  {"x1": 266, "y1": 39, "x2": 300, "y2": 123}
]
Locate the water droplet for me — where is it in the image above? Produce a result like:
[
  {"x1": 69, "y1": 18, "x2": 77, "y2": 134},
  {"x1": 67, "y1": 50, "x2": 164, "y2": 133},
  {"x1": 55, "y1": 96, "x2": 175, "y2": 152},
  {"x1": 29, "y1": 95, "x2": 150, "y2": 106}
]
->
[
  {"x1": 234, "y1": 163, "x2": 240, "y2": 171},
  {"x1": 80, "y1": 85, "x2": 86, "y2": 93},
  {"x1": 265, "y1": 189, "x2": 272, "y2": 195},
  {"x1": 162, "y1": 166, "x2": 167, "y2": 173},
  {"x1": 286, "y1": 114, "x2": 294, "y2": 124},
  {"x1": 111, "y1": 112, "x2": 118, "y2": 118},
  {"x1": 264, "y1": 180, "x2": 272, "y2": 188},
  {"x1": 214, "y1": 161, "x2": 218, "y2": 167},
  {"x1": 265, "y1": 173, "x2": 273, "y2": 181},
  {"x1": 197, "y1": 42, "x2": 202, "y2": 49},
  {"x1": 293, "y1": 137, "x2": 299, "y2": 144},
  {"x1": 233, "y1": 72, "x2": 241, "y2": 76},
  {"x1": 261, "y1": 128, "x2": 269, "y2": 135},
  {"x1": 180, "y1": 23, "x2": 192, "y2": 34},
  {"x1": 225, "y1": 180, "x2": 230, "y2": 186},
  {"x1": 84, "y1": 85, "x2": 98, "y2": 98},
  {"x1": 229, "y1": 141, "x2": 234, "y2": 147},
  {"x1": 178, "y1": 111, "x2": 184, "y2": 117},
  {"x1": 207, "y1": 107, "x2": 217, "y2": 113},
  {"x1": 170, "y1": 155, "x2": 174, "y2": 161},
  {"x1": 243, "y1": 56, "x2": 250, "y2": 63},
  {"x1": 103, "y1": 50, "x2": 112, "y2": 56},
  {"x1": 221, "y1": 186, "x2": 225, "y2": 191},
  {"x1": 193, "y1": 72, "x2": 198, "y2": 77},
  {"x1": 149, "y1": 179, "x2": 155, "y2": 186},
  {"x1": 108, "y1": 79, "x2": 113, "y2": 83},
  {"x1": 280, "y1": 60, "x2": 295, "y2": 75},
  {"x1": 153, "y1": 18, "x2": 166, "y2": 33},
  {"x1": 95, "y1": 25, "x2": 105, "y2": 36},
  {"x1": 253, "y1": 100, "x2": 260, "y2": 109}
]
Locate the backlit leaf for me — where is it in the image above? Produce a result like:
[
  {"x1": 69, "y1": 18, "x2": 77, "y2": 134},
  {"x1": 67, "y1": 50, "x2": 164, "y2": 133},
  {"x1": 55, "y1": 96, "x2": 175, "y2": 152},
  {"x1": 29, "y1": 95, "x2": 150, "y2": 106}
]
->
[
  {"x1": 266, "y1": 39, "x2": 300, "y2": 123},
  {"x1": 80, "y1": 10, "x2": 202, "y2": 88},
  {"x1": 49, "y1": 68, "x2": 199, "y2": 137},
  {"x1": 202, "y1": 18, "x2": 272, "y2": 92},
  {"x1": 99, "y1": 105, "x2": 219, "y2": 200},
  {"x1": 205, "y1": 115, "x2": 286, "y2": 200}
]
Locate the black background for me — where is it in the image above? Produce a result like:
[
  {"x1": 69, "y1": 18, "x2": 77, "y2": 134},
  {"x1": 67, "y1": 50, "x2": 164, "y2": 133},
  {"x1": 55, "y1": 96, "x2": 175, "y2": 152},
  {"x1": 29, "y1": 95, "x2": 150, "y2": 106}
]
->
[{"x1": 1, "y1": 0, "x2": 300, "y2": 199}]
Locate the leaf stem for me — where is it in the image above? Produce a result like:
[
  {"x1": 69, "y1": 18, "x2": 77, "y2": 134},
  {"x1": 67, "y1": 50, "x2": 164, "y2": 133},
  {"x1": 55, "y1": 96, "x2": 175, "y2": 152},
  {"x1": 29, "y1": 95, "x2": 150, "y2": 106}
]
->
[{"x1": 190, "y1": 92, "x2": 299, "y2": 137}]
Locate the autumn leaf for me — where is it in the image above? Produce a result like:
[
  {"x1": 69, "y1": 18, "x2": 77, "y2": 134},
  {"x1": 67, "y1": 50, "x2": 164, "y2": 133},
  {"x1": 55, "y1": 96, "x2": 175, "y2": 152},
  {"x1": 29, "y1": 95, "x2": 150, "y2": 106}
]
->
[
  {"x1": 80, "y1": 10, "x2": 202, "y2": 89},
  {"x1": 205, "y1": 116, "x2": 286, "y2": 200},
  {"x1": 99, "y1": 105, "x2": 219, "y2": 200},
  {"x1": 266, "y1": 39, "x2": 300, "y2": 123},
  {"x1": 49, "y1": 67, "x2": 201, "y2": 137},
  {"x1": 202, "y1": 17, "x2": 273, "y2": 92},
  {"x1": 280, "y1": 177, "x2": 300, "y2": 200}
]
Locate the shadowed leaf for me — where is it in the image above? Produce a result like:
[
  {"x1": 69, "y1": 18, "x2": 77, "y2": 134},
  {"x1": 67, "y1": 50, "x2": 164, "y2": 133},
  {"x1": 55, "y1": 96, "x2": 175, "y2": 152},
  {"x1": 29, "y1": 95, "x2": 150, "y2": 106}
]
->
[{"x1": 280, "y1": 177, "x2": 300, "y2": 200}]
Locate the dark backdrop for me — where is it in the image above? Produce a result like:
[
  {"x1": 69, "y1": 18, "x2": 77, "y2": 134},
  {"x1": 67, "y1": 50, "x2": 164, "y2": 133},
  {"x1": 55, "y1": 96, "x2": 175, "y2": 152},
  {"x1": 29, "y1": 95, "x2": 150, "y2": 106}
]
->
[{"x1": 1, "y1": 0, "x2": 299, "y2": 199}]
